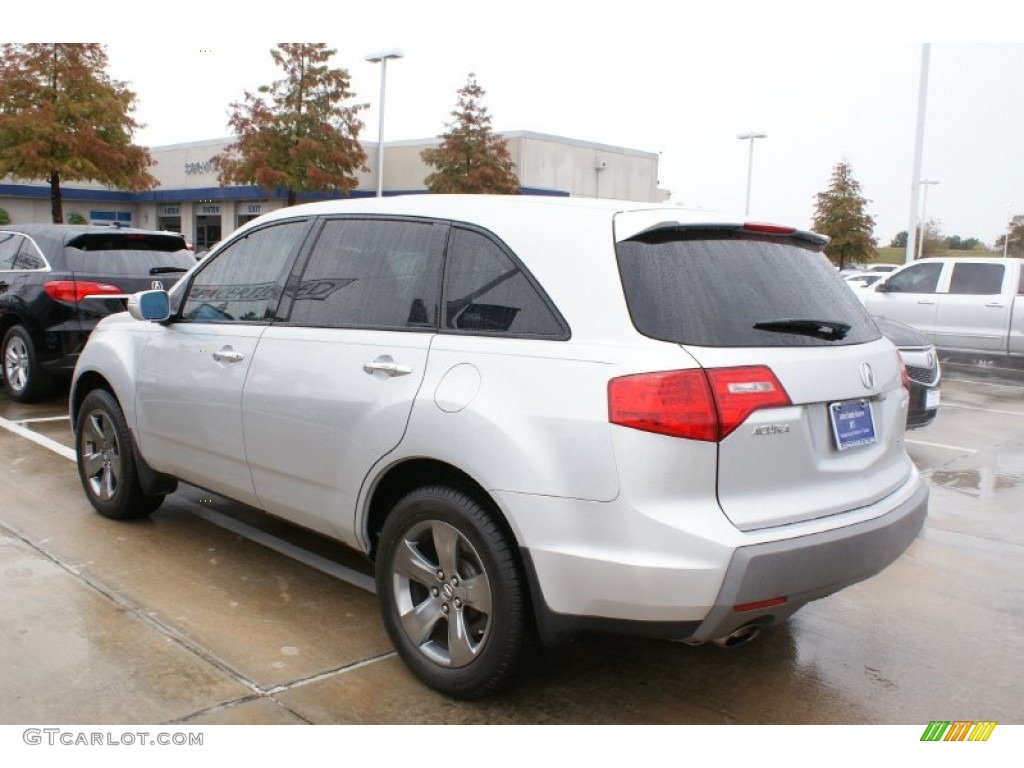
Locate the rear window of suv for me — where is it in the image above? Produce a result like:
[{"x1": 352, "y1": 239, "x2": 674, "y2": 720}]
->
[
  {"x1": 616, "y1": 229, "x2": 880, "y2": 347},
  {"x1": 64, "y1": 232, "x2": 194, "y2": 273}
]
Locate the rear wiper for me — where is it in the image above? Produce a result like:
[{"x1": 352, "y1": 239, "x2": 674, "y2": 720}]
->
[
  {"x1": 753, "y1": 318, "x2": 851, "y2": 340},
  {"x1": 150, "y1": 266, "x2": 188, "y2": 275}
]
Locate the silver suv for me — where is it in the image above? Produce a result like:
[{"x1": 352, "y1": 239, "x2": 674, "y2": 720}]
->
[{"x1": 70, "y1": 196, "x2": 928, "y2": 698}]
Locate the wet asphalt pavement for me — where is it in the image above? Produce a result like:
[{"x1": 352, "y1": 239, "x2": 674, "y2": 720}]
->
[{"x1": 1, "y1": 360, "x2": 1022, "y2": 725}]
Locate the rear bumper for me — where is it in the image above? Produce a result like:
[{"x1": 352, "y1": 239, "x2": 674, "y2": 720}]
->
[
  {"x1": 685, "y1": 476, "x2": 928, "y2": 643},
  {"x1": 516, "y1": 475, "x2": 928, "y2": 646}
]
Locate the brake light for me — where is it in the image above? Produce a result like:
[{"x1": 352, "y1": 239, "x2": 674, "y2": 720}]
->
[
  {"x1": 897, "y1": 351, "x2": 910, "y2": 391},
  {"x1": 741, "y1": 223, "x2": 796, "y2": 236},
  {"x1": 608, "y1": 366, "x2": 791, "y2": 442},
  {"x1": 43, "y1": 280, "x2": 123, "y2": 303}
]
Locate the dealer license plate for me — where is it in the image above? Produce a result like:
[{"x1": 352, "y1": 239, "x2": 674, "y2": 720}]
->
[
  {"x1": 829, "y1": 399, "x2": 876, "y2": 451},
  {"x1": 925, "y1": 389, "x2": 941, "y2": 409}
]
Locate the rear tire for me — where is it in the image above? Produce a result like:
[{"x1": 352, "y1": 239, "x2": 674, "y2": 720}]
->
[
  {"x1": 2, "y1": 325, "x2": 52, "y2": 402},
  {"x1": 375, "y1": 485, "x2": 536, "y2": 699},
  {"x1": 75, "y1": 389, "x2": 165, "y2": 519}
]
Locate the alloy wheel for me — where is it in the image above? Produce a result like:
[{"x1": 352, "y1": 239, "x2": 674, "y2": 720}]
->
[
  {"x1": 389, "y1": 519, "x2": 494, "y2": 667},
  {"x1": 79, "y1": 410, "x2": 123, "y2": 502}
]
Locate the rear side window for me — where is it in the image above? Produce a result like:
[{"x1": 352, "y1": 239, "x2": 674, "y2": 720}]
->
[
  {"x1": 0, "y1": 233, "x2": 45, "y2": 271},
  {"x1": 615, "y1": 230, "x2": 879, "y2": 347},
  {"x1": 288, "y1": 218, "x2": 444, "y2": 330},
  {"x1": 443, "y1": 228, "x2": 567, "y2": 338},
  {"x1": 948, "y1": 263, "x2": 1004, "y2": 295}
]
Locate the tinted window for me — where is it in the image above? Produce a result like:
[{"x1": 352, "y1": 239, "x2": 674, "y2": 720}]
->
[
  {"x1": 885, "y1": 262, "x2": 943, "y2": 294},
  {"x1": 444, "y1": 228, "x2": 566, "y2": 337},
  {"x1": 181, "y1": 221, "x2": 306, "y2": 323},
  {"x1": 948, "y1": 263, "x2": 1004, "y2": 295},
  {"x1": 616, "y1": 230, "x2": 880, "y2": 347},
  {"x1": 68, "y1": 232, "x2": 187, "y2": 252},
  {"x1": 288, "y1": 219, "x2": 443, "y2": 329},
  {"x1": 14, "y1": 239, "x2": 45, "y2": 270},
  {"x1": 0, "y1": 233, "x2": 22, "y2": 270}
]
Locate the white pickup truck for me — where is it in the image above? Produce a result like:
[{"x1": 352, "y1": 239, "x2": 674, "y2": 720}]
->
[{"x1": 861, "y1": 257, "x2": 1024, "y2": 356}]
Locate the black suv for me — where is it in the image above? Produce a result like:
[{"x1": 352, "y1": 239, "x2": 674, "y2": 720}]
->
[{"x1": 1, "y1": 224, "x2": 195, "y2": 401}]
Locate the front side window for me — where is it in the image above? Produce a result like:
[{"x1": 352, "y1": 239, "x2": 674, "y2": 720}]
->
[
  {"x1": 443, "y1": 228, "x2": 567, "y2": 337},
  {"x1": 287, "y1": 218, "x2": 443, "y2": 329},
  {"x1": 884, "y1": 262, "x2": 943, "y2": 294},
  {"x1": 180, "y1": 221, "x2": 307, "y2": 323},
  {"x1": 948, "y1": 263, "x2": 1004, "y2": 295}
]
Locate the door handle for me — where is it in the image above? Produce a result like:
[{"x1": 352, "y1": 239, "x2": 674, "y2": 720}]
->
[
  {"x1": 916, "y1": 299, "x2": 935, "y2": 305},
  {"x1": 985, "y1": 302, "x2": 1005, "y2": 308},
  {"x1": 212, "y1": 346, "x2": 245, "y2": 364},
  {"x1": 363, "y1": 360, "x2": 413, "y2": 377}
]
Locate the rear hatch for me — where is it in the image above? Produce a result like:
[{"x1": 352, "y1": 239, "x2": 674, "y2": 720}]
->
[
  {"x1": 62, "y1": 230, "x2": 195, "y2": 325},
  {"x1": 613, "y1": 219, "x2": 912, "y2": 530}
]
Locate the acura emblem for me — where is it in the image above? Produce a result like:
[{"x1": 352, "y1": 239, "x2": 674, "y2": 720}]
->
[
  {"x1": 151, "y1": 280, "x2": 164, "y2": 290},
  {"x1": 860, "y1": 362, "x2": 874, "y2": 389}
]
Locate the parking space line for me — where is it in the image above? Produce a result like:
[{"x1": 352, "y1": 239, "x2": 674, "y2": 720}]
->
[
  {"x1": 0, "y1": 414, "x2": 76, "y2": 461},
  {"x1": 905, "y1": 439, "x2": 978, "y2": 454},
  {"x1": 16, "y1": 415, "x2": 72, "y2": 424},
  {"x1": 1, "y1": 412, "x2": 377, "y2": 595},
  {"x1": 943, "y1": 377, "x2": 1024, "y2": 390},
  {"x1": 941, "y1": 402, "x2": 1024, "y2": 417}
]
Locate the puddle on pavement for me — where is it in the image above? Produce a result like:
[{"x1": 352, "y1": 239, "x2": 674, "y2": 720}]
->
[{"x1": 926, "y1": 444, "x2": 1024, "y2": 501}]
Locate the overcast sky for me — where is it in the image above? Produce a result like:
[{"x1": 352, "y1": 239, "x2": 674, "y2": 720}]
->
[{"x1": 13, "y1": 1, "x2": 1024, "y2": 247}]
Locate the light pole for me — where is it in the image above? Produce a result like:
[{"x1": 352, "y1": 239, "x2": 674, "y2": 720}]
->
[
  {"x1": 737, "y1": 132, "x2": 766, "y2": 216},
  {"x1": 916, "y1": 179, "x2": 939, "y2": 260},
  {"x1": 365, "y1": 48, "x2": 404, "y2": 197}
]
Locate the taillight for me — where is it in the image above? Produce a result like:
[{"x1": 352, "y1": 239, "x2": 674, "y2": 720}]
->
[
  {"x1": 43, "y1": 280, "x2": 123, "y2": 303},
  {"x1": 897, "y1": 351, "x2": 910, "y2": 391},
  {"x1": 608, "y1": 366, "x2": 791, "y2": 442}
]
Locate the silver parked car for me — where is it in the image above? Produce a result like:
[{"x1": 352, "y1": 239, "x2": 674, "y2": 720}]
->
[{"x1": 70, "y1": 196, "x2": 928, "y2": 698}]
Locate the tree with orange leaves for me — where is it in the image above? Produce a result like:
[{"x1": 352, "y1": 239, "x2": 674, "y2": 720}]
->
[
  {"x1": 216, "y1": 44, "x2": 368, "y2": 207},
  {"x1": 0, "y1": 44, "x2": 155, "y2": 223}
]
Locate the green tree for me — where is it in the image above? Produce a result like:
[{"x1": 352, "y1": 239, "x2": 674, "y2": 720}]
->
[
  {"x1": 812, "y1": 160, "x2": 877, "y2": 270},
  {"x1": 421, "y1": 73, "x2": 519, "y2": 194},
  {"x1": 0, "y1": 44, "x2": 155, "y2": 223},
  {"x1": 0, "y1": 207, "x2": 10, "y2": 225},
  {"x1": 918, "y1": 219, "x2": 944, "y2": 258},
  {"x1": 890, "y1": 231, "x2": 908, "y2": 249},
  {"x1": 995, "y1": 215, "x2": 1024, "y2": 257},
  {"x1": 215, "y1": 43, "x2": 367, "y2": 207}
]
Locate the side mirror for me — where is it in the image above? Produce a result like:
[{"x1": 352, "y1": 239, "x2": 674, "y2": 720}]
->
[
  {"x1": 874, "y1": 280, "x2": 890, "y2": 293},
  {"x1": 126, "y1": 290, "x2": 170, "y2": 322}
]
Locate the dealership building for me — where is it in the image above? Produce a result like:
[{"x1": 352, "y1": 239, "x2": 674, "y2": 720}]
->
[{"x1": 0, "y1": 131, "x2": 664, "y2": 250}]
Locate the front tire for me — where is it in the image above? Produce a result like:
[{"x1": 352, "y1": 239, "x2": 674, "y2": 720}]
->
[
  {"x1": 75, "y1": 389, "x2": 165, "y2": 519},
  {"x1": 375, "y1": 485, "x2": 535, "y2": 699},
  {"x1": 2, "y1": 325, "x2": 52, "y2": 402}
]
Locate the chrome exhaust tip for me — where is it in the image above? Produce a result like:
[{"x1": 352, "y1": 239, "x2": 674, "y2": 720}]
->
[{"x1": 711, "y1": 623, "x2": 763, "y2": 648}]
